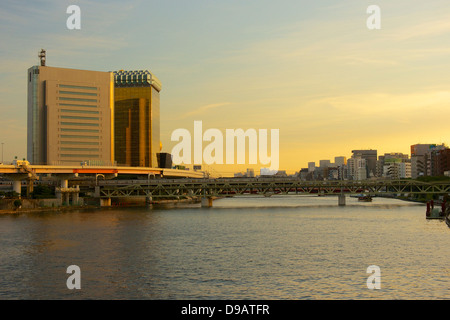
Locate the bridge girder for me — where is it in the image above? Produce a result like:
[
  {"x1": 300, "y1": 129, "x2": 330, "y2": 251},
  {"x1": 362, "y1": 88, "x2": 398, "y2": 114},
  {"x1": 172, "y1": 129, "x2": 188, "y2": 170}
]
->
[{"x1": 93, "y1": 178, "x2": 450, "y2": 199}]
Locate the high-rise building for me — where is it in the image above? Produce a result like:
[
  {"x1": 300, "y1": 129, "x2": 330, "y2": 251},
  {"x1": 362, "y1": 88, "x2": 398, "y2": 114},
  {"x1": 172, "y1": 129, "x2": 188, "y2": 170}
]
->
[
  {"x1": 411, "y1": 155, "x2": 425, "y2": 179},
  {"x1": 382, "y1": 158, "x2": 411, "y2": 179},
  {"x1": 354, "y1": 157, "x2": 367, "y2": 180},
  {"x1": 411, "y1": 144, "x2": 436, "y2": 157},
  {"x1": 113, "y1": 70, "x2": 161, "y2": 167},
  {"x1": 437, "y1": 148, "x2": 450, "y2": 175},
  {"x1": 27, "y1": 55, "x2": 114, "y2": 165},
  {"x1": 319, "y1": 159, "x2": 331, "y2": 168},
  {"x1": 334, "y1": 156, "x2": 347, "y2": 167},
  {"x1": 377, "y1": 153, "x2": 409, "y2": 178},
  {"x1": 410, "y1": 144, "x2": 436, "y2": 178},
  {"x1": 410, "y1": 144, "x2": 447, "y2": 177},
  {"x1": 351, "y1": 150, "x2": 377, "y2": 178},
  {"x1": 347, "y1": 158, "x2": 356, "y2": 179}
]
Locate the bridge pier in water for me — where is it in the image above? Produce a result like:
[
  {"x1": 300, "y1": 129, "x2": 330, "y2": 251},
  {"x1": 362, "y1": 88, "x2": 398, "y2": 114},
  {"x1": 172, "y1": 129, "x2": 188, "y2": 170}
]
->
[
  {"x1": 55, "y1": 174, "x2": 80, "y2": 206},
  {"x1": 338, "y1": 194, "x2": 346, "y2": 206}
]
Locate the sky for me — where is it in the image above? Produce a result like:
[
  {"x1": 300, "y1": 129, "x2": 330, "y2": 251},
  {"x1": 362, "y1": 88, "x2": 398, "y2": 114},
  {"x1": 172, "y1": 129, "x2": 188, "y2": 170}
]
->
[{"x1": 1, "y1": 0, "x2": 450, "y2": 176}]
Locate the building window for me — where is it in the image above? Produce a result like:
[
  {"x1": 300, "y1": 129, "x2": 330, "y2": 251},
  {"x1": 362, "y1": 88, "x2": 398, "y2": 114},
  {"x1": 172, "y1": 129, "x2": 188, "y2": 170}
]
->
[
  {"x1": 60, "y1": 128, "x2": 99, "y2": 132},
  {"x1": 61, "y1": 122, "x2": 99, "y2": 126},
  {"x1": 59, "y1": 91, "x2": 98, "y2": 96},
  {"x1": 61, "y1": 115, "x2": 100, "y2": 120},
  {"x1": 60, "y1": 103, "x2": 97, "y2": 108},
  {"x1": 60, "y1": 141, "x2": 100, "y2": 145},
  {"x1": 60, "y1": 147, "x2": 100, "y2": 151},
  {"x1": 60, "y1": 154, "x2": 100, "y2": 158},
  {"x1": 59, "y1": 84, "x2": 97, "y2": 90},
  {"x1": 61, "y1": 109, "x2": 99, "y2": 114},
  {"x1": 60, "y1": 135, "x2": 99, "y2": 139},
  {"x1": 59, "y1": 97, "x2": 97, "y2": 103}
]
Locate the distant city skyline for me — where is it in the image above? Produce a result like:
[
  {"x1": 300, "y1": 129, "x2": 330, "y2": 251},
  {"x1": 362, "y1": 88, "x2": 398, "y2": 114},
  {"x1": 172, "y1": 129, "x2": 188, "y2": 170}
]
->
[{"x1": 2, "y1": 1, "x2": 450, "y2": 175}]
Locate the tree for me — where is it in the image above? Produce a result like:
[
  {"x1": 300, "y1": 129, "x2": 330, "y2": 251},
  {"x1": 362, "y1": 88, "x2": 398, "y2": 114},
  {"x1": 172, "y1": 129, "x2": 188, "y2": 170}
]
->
[
  {"x1": 13, "y1": 199, "x2": 22, "y2": 208},
  {"x1": 31, "y1": 185, "x2": 55, "y2": 199}
]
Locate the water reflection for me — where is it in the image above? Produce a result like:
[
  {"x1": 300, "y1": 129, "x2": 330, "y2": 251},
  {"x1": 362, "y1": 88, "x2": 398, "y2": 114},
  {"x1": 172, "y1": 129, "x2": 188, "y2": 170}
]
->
[{"x1": 0, "y1": 197, "x2": 448, "y2": 299}]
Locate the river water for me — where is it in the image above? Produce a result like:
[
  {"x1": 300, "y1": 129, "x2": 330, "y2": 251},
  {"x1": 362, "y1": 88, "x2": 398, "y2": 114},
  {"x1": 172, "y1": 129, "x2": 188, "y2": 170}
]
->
[{"x1": 0, "y1": 195, "x2": 448, "y2": 300}]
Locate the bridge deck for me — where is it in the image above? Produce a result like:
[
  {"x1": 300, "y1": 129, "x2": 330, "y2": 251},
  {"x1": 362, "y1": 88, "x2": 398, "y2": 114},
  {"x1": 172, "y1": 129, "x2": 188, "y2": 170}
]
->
[
  {"x1": 95, "y1": 178, "x2": 450, "y2": 199},
  {"x1": 0, "y1": 164, "x2": 206, "y2": 179}
]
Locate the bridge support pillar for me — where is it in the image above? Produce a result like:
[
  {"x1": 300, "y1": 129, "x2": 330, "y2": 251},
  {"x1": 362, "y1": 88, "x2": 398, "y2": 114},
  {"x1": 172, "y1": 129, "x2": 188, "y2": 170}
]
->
[
  {"x1": 100, "y1": 198, "x2": 111, "y2": 207},
  {"x1": 4, "y1": 173, "x2": 30, "y2": 198},
  {"x1": 201, "y1": 197, "x2": 213, "y2": 208},
  {"x1": 60, "y1": 179, "x2": 68, "y2": 189},
  {"x1": 52, "y1": 174, "x2": 79, "y2": 206},
  {"x1": 94, "y1": 186, "x2": 100, "y2": 198},
  {"x1": 12, "y1": 180, "x2": 22, "y2": 196},
  {"x1": 64, "y1": 193, "x2": 70, "y2": 205},
  {"x1": 72, "y1": 186, "x2": 80, "y2": 205},
  {"x1": 338, "y1": 194, "x2": 346, "y2": 206}
]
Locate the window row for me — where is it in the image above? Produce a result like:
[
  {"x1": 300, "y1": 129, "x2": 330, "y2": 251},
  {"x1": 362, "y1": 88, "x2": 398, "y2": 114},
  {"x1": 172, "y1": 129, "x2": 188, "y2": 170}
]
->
[{"x1": 59, "y1": 84, "x2": 97, "y2": 91}]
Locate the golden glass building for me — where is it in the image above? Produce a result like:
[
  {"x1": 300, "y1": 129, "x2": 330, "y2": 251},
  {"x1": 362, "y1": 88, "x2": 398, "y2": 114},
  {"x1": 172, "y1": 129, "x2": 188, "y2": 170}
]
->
[{"x1": 113, "y1": 70, "x2": 161, "y2": 167}]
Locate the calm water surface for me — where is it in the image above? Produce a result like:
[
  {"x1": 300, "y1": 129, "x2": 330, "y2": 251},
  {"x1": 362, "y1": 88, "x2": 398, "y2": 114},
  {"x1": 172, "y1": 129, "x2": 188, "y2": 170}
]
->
[{"x1": 0, "y1": 196, "x2": 449, "y2": 299}]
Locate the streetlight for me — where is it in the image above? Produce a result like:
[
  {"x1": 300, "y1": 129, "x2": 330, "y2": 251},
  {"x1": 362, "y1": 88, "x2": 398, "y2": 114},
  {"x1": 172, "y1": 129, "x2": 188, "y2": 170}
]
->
[
  {"x1": 95, "y1": 174, "x2": 105, "y2": 186},
  {"x1": 1, "y1": 143, "x2": 3, "y2": 164}
]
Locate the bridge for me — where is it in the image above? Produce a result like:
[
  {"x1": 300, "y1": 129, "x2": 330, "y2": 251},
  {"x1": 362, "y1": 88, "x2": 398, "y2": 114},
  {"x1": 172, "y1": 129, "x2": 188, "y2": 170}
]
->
[
  {"x1": 2, "y1": 162, "x2": 449, "y2": 207},
  {"x1": 0, "y1": 162, "x2": 208, "y2": 203},
  {"x1": 94, "y1": 178, "x2": 450, "y2": 207}
]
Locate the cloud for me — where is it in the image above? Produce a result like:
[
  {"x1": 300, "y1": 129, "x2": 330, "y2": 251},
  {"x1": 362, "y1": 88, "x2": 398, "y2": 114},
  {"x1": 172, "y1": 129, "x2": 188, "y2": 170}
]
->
[
  {"x1": 389, "y1": 18, "x2": 450, "y2": 41},
  {"x1": 178, "y1": 102, "x2": 231, "y2": 119}
]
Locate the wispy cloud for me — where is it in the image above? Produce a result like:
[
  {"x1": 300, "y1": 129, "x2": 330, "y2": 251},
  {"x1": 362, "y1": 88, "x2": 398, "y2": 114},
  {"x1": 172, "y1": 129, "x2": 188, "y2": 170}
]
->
[
  {"x1": 389, "y1": 18, "x2": 450, "y2": 41},
  {"x1": 178, "y1": 102, "x2": 231, "y2": 119}
]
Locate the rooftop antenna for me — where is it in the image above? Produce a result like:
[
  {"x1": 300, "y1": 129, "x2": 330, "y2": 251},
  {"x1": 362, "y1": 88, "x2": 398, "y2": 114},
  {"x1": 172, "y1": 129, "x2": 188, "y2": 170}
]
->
[{"x1": 38, "y1": 49, "x2": 46, "y2": 66}]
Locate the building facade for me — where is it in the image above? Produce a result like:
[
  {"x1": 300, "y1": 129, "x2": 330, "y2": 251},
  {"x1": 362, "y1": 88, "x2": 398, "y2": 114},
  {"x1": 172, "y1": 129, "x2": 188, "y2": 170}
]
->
[
  {"x1": 319, "y1": 159, "x2": 331, "y2": 168},
  {"x1": 113, "y1": 70, "x2": 161, "y2": 167},
  {"x1": 351, "y1": 150, "x2": 377, "y2": 178},
  {"x1": 27, "y1": 65, "x2": 114, "y2": 165},
  {"x1": 334, "y1": 156, "x2": 347, "y2": 167}
]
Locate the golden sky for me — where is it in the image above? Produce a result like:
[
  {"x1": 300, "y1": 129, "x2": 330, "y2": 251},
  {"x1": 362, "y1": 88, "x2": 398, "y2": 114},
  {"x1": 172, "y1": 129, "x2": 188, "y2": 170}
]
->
[{"x1": 1, "y1": 1, "x2": 449, "y2": 174}]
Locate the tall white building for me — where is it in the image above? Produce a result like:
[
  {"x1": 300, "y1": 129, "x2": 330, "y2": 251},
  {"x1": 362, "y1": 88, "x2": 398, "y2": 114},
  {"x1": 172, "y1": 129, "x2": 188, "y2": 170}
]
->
[
  {"x1": 354, "y1": 158, "x2": 367, "y2": 181},
  {"x1": 347, "y1": 157, "x2": 367, "y2": 180},
  {"x1": 334, "y1": 156, "x2": 347, "y2": 167}
]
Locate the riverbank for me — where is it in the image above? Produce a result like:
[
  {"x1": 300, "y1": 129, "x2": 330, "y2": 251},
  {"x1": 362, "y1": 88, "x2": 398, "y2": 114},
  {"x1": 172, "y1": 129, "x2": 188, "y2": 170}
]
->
[
  {"x1": 0, "y1": 197, "x2": 209, "y2": 215},
  {"x1": 0, "y1": 204, "x2": 102, "y2": 215},
  {"x1": 376, "y1": 194, "x2": 427, "y2": 204}
]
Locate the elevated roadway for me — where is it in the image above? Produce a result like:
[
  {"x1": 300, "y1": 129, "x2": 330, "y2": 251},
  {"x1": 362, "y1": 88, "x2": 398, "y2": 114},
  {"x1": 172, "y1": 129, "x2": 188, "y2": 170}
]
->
[{"x1": 0, "y1": 163, "x2": 208, "y2": 197}]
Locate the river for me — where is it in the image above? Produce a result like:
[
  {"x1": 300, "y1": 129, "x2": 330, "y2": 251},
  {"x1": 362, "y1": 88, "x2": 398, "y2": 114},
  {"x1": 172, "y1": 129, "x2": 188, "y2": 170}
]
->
[{"x1": 0, "y1": 195, "x2": 448, "y2": 299}]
